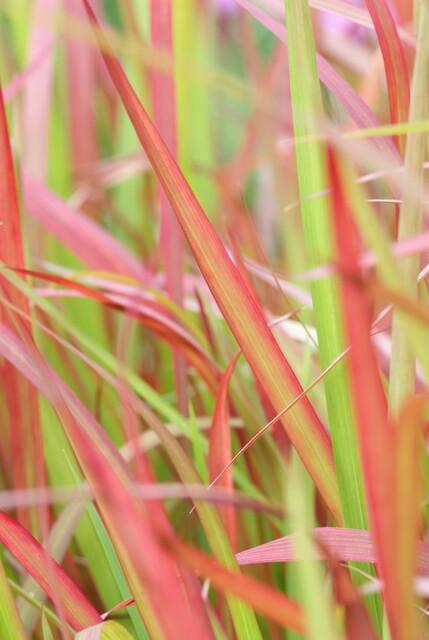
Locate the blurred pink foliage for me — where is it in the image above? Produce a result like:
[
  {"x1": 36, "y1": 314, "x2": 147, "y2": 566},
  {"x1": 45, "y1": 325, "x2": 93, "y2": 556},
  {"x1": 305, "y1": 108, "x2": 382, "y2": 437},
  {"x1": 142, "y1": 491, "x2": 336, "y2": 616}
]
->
[
  {"x1": 215, "y1": 0, "x2": 239, "y2": 15},
  {"x1": 319, "y1": 0, "x2": 367, "y2": 38}
]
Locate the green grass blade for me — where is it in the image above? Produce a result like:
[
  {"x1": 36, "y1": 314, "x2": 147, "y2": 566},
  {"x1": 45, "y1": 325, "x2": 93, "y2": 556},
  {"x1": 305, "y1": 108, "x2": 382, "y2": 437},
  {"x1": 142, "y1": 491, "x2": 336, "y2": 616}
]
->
[
  {"x1": 283, "y1": 0, "x2": 367, "y2": 534},
  {"x1": 0, "y1": 560, "x2": 27, "y2": 640},
  {"x1": 389, "y1": 0, "x2": 429, "y2": 413},
  {"x1": 287, "y1": 454, "x2": 339, "y2": 640}
]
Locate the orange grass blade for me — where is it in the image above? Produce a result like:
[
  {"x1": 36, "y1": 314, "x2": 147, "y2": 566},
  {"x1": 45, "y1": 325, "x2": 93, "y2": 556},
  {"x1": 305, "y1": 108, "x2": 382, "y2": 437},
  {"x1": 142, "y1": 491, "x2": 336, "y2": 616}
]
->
[
  {"x1": 328, "y1": 147, "x2": 408, "y2": 640},
  {"x1": 82, "y1": 0, "x2": 341, "y2": 523},
  {"x1": 394, "y1": 394, "x2": 426, "y2": 637}
]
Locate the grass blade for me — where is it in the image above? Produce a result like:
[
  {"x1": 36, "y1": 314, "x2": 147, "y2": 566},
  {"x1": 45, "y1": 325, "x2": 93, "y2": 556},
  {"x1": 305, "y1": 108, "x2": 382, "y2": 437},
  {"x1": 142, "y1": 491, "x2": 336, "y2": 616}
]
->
[
  {"x1": 389, "y1": 0, "x2": 429, "y2": 412},
  {"x1": 76, "y1": 621, "x2": 135, "y2": 640},
  {"x1": 0, "y1": 559, "x2": 27, "y2": 640},
  {"x1": 236, "y1": 527, "x2": 429, "y2": 569},
  {"x1": 82, "y1": 0, "x2": 341, "y2": 524},
  {"x1": 150, "y1": 0, "x2": 187, "y2": 412},
  {"x1": 283, "y1": 0, "x2": 368, "y2": 543},
  {"x1": 0, "y1": 81, "x2": 43, "y2": 530},
  {"x1": 0, "y1": 511, "x2": 100, "y2": 631},
  {"x1": 169, "y1": 536, "x2": 306, "y2": 635},
  {"x1": 208, "y1": 354, "x2": 239, "y2": 547},
  {"x1": 328, "y1": 147, "x2": 407, "y2": 640},
  {"x1": 364, "y1": 0, "x2": 410, "y2": 146}
]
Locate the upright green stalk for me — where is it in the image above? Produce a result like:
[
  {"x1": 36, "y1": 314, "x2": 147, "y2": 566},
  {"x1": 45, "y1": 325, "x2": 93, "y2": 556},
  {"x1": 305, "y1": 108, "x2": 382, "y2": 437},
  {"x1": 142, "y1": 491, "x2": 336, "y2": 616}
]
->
[
  {"x1": 0, "y1": 559, "x2": 26, "y2": 640},
  {"x1": 389, "y1": 0, "x2": 429, "y2": 414},
  {"x1": 283, "y1": 2, "x2": 381, "y2": 626},
  {"x1": 287, "y1": 455, "x2": 339, "y2": 640},
  {"x1": 173, "y1": 0, "x2": 216, "y2": 214},
  {"x1": 283, "y1": 0, "x2": 366, "y2": 532}
]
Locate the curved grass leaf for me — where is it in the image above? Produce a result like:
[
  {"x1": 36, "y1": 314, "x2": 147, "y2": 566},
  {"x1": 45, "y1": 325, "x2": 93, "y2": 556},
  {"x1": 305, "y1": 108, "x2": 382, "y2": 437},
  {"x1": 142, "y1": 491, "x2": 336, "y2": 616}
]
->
[
  {"x1": 236, "y1": 527, "x2": 429, "y2": 571},
  {"x1": 0, "y1": 511, "x2": 100, "y2": 630},
  {"x1": 364, "y1": 0, "x2": 409, "y2": 147}
]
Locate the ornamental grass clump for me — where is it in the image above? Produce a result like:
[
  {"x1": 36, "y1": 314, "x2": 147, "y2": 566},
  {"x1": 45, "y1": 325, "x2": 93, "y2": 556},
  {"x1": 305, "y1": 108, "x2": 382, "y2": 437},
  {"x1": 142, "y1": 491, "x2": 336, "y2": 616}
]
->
[{"x1": 0, "y1": 1, "x2": 427, "y2": 638}]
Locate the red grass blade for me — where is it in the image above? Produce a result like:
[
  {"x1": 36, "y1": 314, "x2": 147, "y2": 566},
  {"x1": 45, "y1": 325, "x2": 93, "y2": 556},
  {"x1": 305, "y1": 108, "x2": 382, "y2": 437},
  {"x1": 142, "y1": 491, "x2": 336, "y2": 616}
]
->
[
  {"x1": 208, "y1": 353, "x2": 240, "y2": 547},
  {"x1": 12, "y1": 266, "x2": 220, "y2": 392},
  {"x1": 0, "y1": 511, "x2": 100, "y2": 630},
  {"x1": 169, "y1": 536, "x2": 306, "y2": 634},
  {"x1": 81, "y1": 0, "x2": 341, "y2": 523},
  {"x1": 328, "y1": 147, "x2": 408, "y2": 640},
  {"x1": 0, "y1": 83, "x2": 44, "y2": 529},
  {"x1": 150, "y1": 0, "x2": 187, "y2": 412},
  {"x1": 364, "y1": 0, "x2": 410, "y2": 148}
]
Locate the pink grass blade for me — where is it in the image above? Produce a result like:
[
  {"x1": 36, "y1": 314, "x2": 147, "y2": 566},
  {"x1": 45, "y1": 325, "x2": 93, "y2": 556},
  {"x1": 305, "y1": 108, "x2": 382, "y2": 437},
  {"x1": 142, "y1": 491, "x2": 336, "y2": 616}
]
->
[
  {"x1": 328, "y1": 147, "x2": 408, "y2": 640},
  {"x1": 0, "y1": 83, "x2": 44, "y2": 530},
  {"x1": 236, "y1": 527, "x2": 429, "y2": 571},
  {"x1": 81, "y1": 0, "x2": 341, "y2": 523},
  {"x1": 22, "y1": 0, "x2": 56, "y2": 180},
  {"x1": 150, "y1": 0, "x2": 187, "y2": 412},
  {"x1": 23, "y1": 175, "x2": 149, "y2": 282},
  {"x1": 208, "y1": 353, "x2": 240, "y2": 547},
  {"x1": 0, "y1": 511, "x2": 100, "y2": 631},
  {"x1": 0, "y1": 323, "x2": 214, "y2": 639},
  {"x1": 364, "y1": 0, "x2": 410, "y2": 149},
  {"x1": 64, "y1": 0, "x2": 98, "y2": 172}
]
